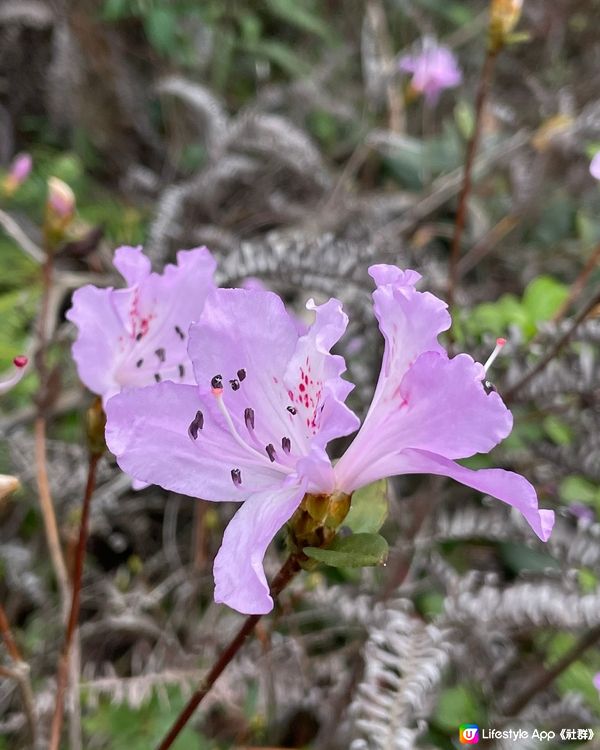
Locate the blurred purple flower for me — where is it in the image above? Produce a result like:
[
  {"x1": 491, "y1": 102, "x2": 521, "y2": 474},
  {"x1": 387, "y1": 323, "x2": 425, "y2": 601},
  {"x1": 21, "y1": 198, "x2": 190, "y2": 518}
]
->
[
  {"x1": 590, "y1": 152, "x2": 600, "y2": 180},
  {"x1": 399, "y1": 38, "x2": 462, "y2": 105},
  {"x1": 67, "y1": 245, "x2": 216, "y2": 404},
  {"x1": 105, "y1": 266, "x2": 554, "y2": 614},
  {"x1": 594, "y1": 673, "x2": 600, "y2": 692},
  {"x1": 568, "y1": 503, "x2": 595, "y2": 523},
  {"x1": 0, "y1": 355, "x2": 28, "y2": 395},
  {"x1": 3, "y1": 153, "x2": 32, "y2": 194}
]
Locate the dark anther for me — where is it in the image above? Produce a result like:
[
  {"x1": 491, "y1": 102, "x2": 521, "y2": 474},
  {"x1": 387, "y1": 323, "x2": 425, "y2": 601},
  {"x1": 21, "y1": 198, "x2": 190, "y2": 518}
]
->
[
  {"x1": 155, "y1": 347, "x2": 166, "y2": 363},
  {"x1": 178, "y1": 364, "x2": 185, "y2": 378},
  {"x1": 231, "y1": 468, "x2": 242, "y2": 487},
  {"x1": 136, "y1": 332, "x2": 143, "y2": 341},
  {"x1": 136, "y1": 359, "x2": 143, "y2": 368},
  {"x1": 211, "y1": 374, "x2": 223, "y2": 389},
  {"x1": 282, "y1": 436, "x2": 291, "y2": 454},
  {"x1": 266, "y1": 444, "x2": 276, "y2": 462},
  {"x1": 483, "y1": 380, "x2": 497, "y2": 395},
  {"x1": 287, "y1": 406, "x2": 297, "y2": 415},
  {"x1": 229, "y1": 379, "x2": 240, "y2": 391},
  {"x1": 244, "y1": 407, "x2": 255, "y2": 430},
  {"x1": 188, "y1": 410, "x2": 204, "y2": 439},
  {"x1": 154, "y1": 373, "x2": 161, "y2": 383},
  {"x1": 175, "y1": 325, "x2": 185, "y2": 340},
  {"x1": 237, "y1": 368, "x2": 247, "y2": 382}
]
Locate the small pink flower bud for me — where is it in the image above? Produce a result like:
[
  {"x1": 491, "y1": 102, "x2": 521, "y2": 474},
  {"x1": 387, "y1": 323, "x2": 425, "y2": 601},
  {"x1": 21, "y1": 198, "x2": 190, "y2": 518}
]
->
[
  {"x1": 47, "y1": 177, "x2": 75, "y2": 219},
  {"x1": 2, "y1": 152, "x2": 32, "y2": 196}
]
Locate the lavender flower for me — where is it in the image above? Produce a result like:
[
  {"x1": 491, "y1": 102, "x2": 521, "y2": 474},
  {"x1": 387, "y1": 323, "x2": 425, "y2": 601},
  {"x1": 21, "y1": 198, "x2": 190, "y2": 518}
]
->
[
  {"x1": 3, "y1": 153, "x2": 32, "y2": 195},
  {"x1": 105, "y1": 266, "x2": 553, "y2": 614},
  {"x1": 67, "y1": 245, "x2": 217, "y2": 404},
  {"x1": 590, "y1": 152, "x2": 600, "y2": 180},
  {"x1": 398, "y1": 38, "x2": 462, "y2": 105},
  {"x1": 0, "y1": 356, "x2": 28, "y2": 395},
  {"x1": 594, "y1": 673, "x2": 600, "y2": 693}
]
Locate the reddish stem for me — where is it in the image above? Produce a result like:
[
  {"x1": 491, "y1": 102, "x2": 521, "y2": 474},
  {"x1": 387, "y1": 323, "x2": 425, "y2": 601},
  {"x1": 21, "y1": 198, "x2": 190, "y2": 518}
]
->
[
  {"x1": 448, "y1": 47, "x2": 498, "y2": 310},
  {"x1": 155, "y1": 554, "x2": 302, "y2": 750},
  {"x1": 49, "y1": 452, "x2": 100, "y2": 750}
]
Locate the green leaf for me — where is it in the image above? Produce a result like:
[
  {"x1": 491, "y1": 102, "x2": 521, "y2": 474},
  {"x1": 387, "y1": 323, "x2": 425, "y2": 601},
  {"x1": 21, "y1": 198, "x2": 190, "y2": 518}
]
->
[
  {"x1": 499, "y1": 542, "x2": 560, "y2": 574},
  {"x1": 454, "y1": 100, "x2": 475, "y2": 140},
  {"x1": 144, "y1": 8, "x2": 177, "y2": 56},
  {"x1": 522, "y1": 275, "x2": 569, "y2": 325},
  {"x1": 559, "y1": 475, "x2": 600, "y2": 504},
  {"x1": 343, "y1": 479, "x2": 389, "y2": 534},
  {"x1": 543, "y1": 415, "x2": 573, "y2": 446},
  {"x1": 304, "y1": 533, "x2": 389, "y2": 568},
  {"x1": 434, "y1": 685, "x2": 484, "y2": 731}
]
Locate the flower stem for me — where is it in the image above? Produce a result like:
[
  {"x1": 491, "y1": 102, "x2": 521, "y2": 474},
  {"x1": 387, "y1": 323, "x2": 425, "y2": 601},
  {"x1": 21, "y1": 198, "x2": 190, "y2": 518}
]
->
[
  {"x1": 448, "y1": 46, "x2": 498, "y2": 310},
  {"x1": 155, "y1": 554, "x2": 302, "y2": 750},
  {"x1": 48, "y1": 451, "x2": 100, "y2": 750}
]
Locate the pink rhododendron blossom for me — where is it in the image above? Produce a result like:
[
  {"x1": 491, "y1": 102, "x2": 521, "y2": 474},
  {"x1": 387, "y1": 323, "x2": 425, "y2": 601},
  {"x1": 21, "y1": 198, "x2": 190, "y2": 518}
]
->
[
  {"x1": 67, "y1": 245, "x2": 217, "y2": 404},
  {"x1": 105, "y1": 266, "x2": 554, "y2": 615},
  {"x1": 399, "y1": 38, "x2": 462, "y2": 104},
  {"x1": 7, "y1": 153, "x2": 32, "y2": 190},
  {"x1": 0, "y1": 355, "x2": 28, "y2": 395},
  {"x1": 590, "y1": 152, "x2": 600, "y2": 180}
]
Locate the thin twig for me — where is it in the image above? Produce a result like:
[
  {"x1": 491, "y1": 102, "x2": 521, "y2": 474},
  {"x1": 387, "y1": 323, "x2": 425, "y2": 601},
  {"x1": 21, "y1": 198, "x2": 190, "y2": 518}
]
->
[
  {"x1": 553, "y1": 241, "x2": 600, "y2": 323},
  {"x1": 0, "y1": 604, "x2": 37, "y2": 744},
  {"x1": 0, "y1": 603, "x2": 22, "y2": 663},
  {"x1": 504, "y1": 289, "x2": 600, "y2": 402},
  {"x1": 34, "y1": 416, "x2": 69, "y2": 609},
  {"x1": 448, "y1": 47, "x2": 498, "y2": 309},
  {"x1": 49, "y1": 452, "x2": 100, "y2": 750},
  {"x1": 155, "y1": 554, "x2": 302, "y2": 750},
  {"x1": 0, "y1": 208, "x2": 44, "y2": 263},
  {"x1": 502, "y1": 624, "x2": 600, "y2": 717}
]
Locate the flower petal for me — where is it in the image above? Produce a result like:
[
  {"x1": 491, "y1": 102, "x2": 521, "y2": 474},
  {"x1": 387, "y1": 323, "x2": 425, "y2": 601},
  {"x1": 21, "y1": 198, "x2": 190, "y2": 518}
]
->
[
  {"x1": 105, "y1": 382, "x2": 284, "y2": 501},
  {"x1": 67, "y1": 246, "x2": 216, "y2": 403},
  {"x1": 367, "y1": 265, "x2": 450, "y2": 411},
  {"x1": 283, "y1": 298, "x2": 360, "y2": 451},
  {"x1": 338, "y1": 447, "x2": 554, "y2": 542},
  {"x1": 336, "y1": 349, "x2": 513, "y2": 491},
  {"x1": 189, "y1": 289, "x2": 357, "y2": 479},
  {"x1": 66, "y1": 285, "x2": 125, "y2": 399},
  {"x1": 213, "y1": 481, "x2": 306, "y2": 614},
  {"x1": 113, "y1": 245, "x2": 151, "y2": 285}
]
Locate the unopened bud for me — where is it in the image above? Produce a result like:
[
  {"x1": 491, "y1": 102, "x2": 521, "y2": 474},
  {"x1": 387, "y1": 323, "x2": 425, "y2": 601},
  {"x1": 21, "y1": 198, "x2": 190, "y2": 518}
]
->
[
  {"x1": 489, "y1": 0, "x2": 524, "y2": 51},
  {"x1": 45, "y1": 177, "x2": 75, "y2": 247},
  {"x1": 0, "y1": 474, "x2": 20, "y2": 502},
  {"x1": 2, "y1": 153, "x2": 32, "y2": 196}
]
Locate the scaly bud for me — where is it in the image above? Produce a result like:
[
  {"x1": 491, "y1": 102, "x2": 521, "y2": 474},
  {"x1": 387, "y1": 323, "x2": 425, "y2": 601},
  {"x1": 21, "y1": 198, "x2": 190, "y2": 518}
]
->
[
  {"x1": 2, "y1": 153, "x2": 32, "y2": 197},
  {"x1": 489, "y1": 0, "x2": 524, "y2": 52},
  {"x1": 0, "y1": 474, "x2": 20, "y2": 502},
  {"x1": 45, "y1": 177, "x2": 76, "y2": 248}
]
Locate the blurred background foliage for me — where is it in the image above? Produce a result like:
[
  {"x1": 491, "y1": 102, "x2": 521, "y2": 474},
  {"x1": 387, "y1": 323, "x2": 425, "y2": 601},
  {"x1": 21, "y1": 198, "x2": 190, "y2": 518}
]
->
[{"x1": 1, "y1": 0, "x2": 600, "y2": 748}]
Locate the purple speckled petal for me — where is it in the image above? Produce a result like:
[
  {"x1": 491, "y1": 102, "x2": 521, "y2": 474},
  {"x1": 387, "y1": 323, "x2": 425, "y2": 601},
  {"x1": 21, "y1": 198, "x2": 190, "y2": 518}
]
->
[
  {"x1": 188, "y1": 288, "x2": 357, "y2": 474},
  {"x1": 213, "y1": 481, "x2": 306, "y2": 614},
  {"x1": 105, "y1": 382, "x2": 285, "y2": 501},
  {"x1": 67, "y1": 246, "x2": 216, "y2": 403}
]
